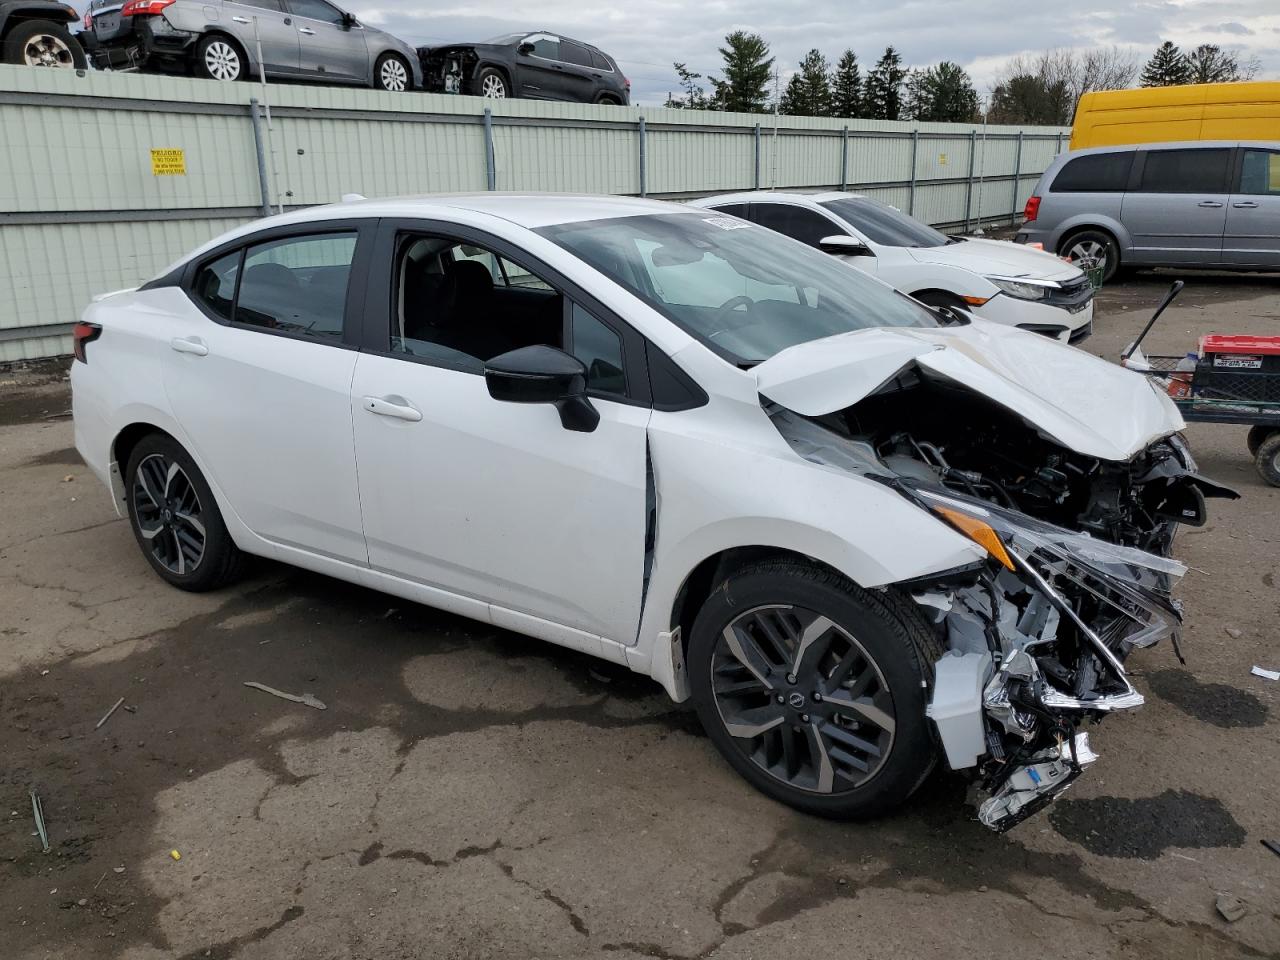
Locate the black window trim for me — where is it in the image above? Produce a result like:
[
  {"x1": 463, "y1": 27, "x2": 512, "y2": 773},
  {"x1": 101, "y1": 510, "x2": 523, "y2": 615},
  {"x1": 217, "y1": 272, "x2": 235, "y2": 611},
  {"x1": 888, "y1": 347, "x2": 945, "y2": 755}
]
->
[
  {"x1": 745, "y1": 200, "x2": 851, "y2": 247},
  {"x1": 171, "y1": 218, "x2": 376, "y2": 351},
  {"x1": 362, "y1": 218, "x2": 656, "y2": 409},
  {"x1": 1131, "y1": 146, "x2": 1237, "y2": 195},
  {"x1": 1049, "y1": 149, "x2": 1135, "y2": 194}
]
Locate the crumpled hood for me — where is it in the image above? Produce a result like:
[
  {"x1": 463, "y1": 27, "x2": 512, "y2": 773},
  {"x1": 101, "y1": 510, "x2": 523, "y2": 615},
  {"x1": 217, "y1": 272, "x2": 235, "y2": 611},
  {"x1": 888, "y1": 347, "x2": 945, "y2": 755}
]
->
[
  {"x1": 911, "y1": 238, "x2": 1082, "y2": 282},
  {"x1": 754, "y1": 319, "x2": 1185, "y2": 462}
]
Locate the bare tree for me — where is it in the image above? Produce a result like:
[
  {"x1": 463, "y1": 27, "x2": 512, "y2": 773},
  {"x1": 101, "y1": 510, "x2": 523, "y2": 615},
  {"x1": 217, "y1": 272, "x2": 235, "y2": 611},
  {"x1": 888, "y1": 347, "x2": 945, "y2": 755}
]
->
[{"x1": 989, "y1": 47, "x2": 1139, "y2": 124}]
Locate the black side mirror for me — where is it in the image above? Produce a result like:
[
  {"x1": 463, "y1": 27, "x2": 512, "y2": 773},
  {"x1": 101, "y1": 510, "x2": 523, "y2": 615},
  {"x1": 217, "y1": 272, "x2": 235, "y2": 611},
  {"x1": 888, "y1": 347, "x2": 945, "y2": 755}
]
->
[
  {"x1": 484, "y1": 345, "x2": 599, "y2": 433},
  {"x1": 818, "y1": 235, "x2": 874, "y2": 257},
  {"x1": 517, "y1": 42, "x2": 535, "y2": 56},
  {"x1": 341, "y1": 11, "x2": 356, "y2": 27}
]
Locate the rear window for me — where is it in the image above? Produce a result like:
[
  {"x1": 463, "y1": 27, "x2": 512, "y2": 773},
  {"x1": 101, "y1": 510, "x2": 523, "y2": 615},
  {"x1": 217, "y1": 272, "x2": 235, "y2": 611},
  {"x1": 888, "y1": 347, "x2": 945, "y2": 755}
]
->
[
  {"x1": 1050, "y1": 152, "x2": 1133, "y2": 192},
  {"x1": 589, "y1": 49, "x2": 611, "y2": 70},
  {"x1": 1137, "y1": 148, "x2": 1231, "y2": 193}
]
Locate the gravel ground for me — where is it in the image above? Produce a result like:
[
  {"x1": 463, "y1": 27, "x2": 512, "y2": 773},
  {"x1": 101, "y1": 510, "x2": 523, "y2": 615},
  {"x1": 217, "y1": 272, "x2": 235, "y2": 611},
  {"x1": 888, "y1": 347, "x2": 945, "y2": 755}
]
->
[{"x1": 1, "y1": 270, "x2": 1277, "y2": 960}]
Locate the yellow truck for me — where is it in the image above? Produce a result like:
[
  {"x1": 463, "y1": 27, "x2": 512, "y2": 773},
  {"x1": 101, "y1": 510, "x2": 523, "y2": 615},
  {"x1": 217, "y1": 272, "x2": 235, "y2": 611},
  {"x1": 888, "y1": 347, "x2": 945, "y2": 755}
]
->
[{"x1": 1071, "y1": 81, "x2": 1280, "y2": 150}]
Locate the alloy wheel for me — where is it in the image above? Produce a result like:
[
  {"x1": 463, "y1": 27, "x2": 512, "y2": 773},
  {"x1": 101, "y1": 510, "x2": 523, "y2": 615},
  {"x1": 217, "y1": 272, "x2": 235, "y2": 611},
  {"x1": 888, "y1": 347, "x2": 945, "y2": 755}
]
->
[
  {"x1": 380, "y1": 58, "x2": 407, "y2": 91},
  {"x1": 1066, "y1": 238, "x2": 1106, "y2": 268},
  {"x1": 132, "y1": 453, "x2": 207, "y2": 576},
  {"x1": 204, "y1": 41, "x2": 241, "y2": 81},
  {"x1": 710, "y1": 603, "x2": 896, "y2": 794},
  {"x1": 23, "y1": 34, "x2": 74, "y2": 67},
  {"x1": 481, "y1": 74, "x2": 506, "y2": 98}
]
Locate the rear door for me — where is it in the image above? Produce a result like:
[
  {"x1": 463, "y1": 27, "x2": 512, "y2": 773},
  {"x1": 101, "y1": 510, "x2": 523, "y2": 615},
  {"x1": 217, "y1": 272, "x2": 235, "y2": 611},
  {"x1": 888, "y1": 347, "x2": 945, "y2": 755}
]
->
[
  {"x1": 223, "y1": 0, "x2": 299, "y2": 74},
  {"x1": 1122, "y1": 147, "x2": 1232, "y2": 266},
  {"x1": 286, "y1": 0, "x2": 368, "y2": 83},
  {"x1": 556, "y1": 40, "x2": 599, "y2": 102},
  {"x1": 1224, "y1": 146, "x2": 1280, "y2": 268}
]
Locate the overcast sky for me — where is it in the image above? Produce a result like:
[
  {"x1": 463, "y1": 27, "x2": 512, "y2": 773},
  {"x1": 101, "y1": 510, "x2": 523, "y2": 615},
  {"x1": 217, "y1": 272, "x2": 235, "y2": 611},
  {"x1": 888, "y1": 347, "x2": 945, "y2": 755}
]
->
[{"x1": 354, "y1": 0, "x2": 1279, "y2": 105}]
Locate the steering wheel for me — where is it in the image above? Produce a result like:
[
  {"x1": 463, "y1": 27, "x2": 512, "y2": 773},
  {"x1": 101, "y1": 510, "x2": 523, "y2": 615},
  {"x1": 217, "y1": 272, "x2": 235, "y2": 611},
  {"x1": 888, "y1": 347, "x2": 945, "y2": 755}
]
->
[{"x1": 708, "y1": 296, "x2": 756, "y2": 342}]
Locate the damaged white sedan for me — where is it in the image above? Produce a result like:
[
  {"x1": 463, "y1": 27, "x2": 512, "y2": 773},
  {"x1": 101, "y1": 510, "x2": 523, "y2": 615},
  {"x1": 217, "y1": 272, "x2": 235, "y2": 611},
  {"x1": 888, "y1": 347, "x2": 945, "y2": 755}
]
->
[{"x1": 72, "y1": 194, "x2": 1234, "y2": 830}]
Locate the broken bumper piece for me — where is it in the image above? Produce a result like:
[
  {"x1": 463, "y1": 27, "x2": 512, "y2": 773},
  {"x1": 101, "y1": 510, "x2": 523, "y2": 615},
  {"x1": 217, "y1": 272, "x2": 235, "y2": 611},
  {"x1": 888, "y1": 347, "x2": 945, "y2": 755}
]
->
[{"x1": 910, "y1": 490, "x2": 1186, "y2": 831}]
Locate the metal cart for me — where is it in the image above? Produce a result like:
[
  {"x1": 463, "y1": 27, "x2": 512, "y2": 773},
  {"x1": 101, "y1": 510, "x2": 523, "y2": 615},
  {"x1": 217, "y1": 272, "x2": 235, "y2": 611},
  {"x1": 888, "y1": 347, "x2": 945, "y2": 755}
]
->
[{"x1": 1122, "y1": 281, "x2": 1280, "y2": 487}]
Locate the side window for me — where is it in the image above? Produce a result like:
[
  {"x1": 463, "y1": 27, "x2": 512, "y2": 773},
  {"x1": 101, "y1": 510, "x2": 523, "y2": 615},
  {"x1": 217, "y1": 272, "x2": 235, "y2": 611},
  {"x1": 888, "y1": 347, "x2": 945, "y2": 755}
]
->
[
  {"x1": 1138, "y1": 148, "x2": 1230, "y2": 193},
  {"x1": 1239, "y1": 149, "x2": 1280, "y2": 196},
  {"x1": 526, "y1": 34, "x2": 559, "y2": 60},
  {"x1": 235, "y1": 0, "x2": 284, "y2": 9},
  {"x1": 570, "y1": 303, "x2": 626, "y2": 397},
  {"x1": 749, "y1": 203, "x2": 841, "y2": 247},
  {"x1": 191, "y1": 250, "x2": 240, "y2": 322},
  {"x1": 561, "y1": 41, "x2": 592, "y2": 67},
  {"x1": 1051, "y1": 152, "x2": 1133, "y2": 192},
  {"x1": 589, "y1": 49, "x2": 611, "y2": 71},
  {"x1": 708, "y1": 202, "x2": 748, "y2": 218},
  {"x1": 287, "y1": 0, "x2": 343, "y2": 22},
  {"x1": 393, "y1": 235, "x2": 565, "y2": 369},
  {"x1": 235, "y1": 233, "x2": 356, "y2": 338}
]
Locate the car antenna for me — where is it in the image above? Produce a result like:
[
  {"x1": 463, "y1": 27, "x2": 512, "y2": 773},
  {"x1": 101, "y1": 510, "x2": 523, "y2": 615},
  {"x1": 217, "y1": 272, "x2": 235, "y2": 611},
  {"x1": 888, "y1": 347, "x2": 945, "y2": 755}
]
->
[{"x1": 1122, "y1": 280, "x2": 1184, "y2": 362}]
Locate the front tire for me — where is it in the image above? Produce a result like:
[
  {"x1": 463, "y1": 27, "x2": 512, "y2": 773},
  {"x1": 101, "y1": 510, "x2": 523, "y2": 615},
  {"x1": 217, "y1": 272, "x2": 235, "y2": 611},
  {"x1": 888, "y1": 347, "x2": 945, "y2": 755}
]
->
[
  {"x1": 194, "y1": 34, "x2": 246, "y2": 82},
  {"x1": 125, "y1": 434, "x2": 244, "y2": 591},
  {"x1": 374, "y1": 52, "x2": 410, "y2": 92},
  {"x1": 688, "y1": 559, "x2": 941, "y2": 819},
  {"x1": 476, "y1": 66, "x2": 508, "y2": 99},
  {"x1": 1059, "y1": 228, "x2": 1120, "y2": 283},
  {"x1": 3, "y1": 19, "x2": 87, "y2": 68}
]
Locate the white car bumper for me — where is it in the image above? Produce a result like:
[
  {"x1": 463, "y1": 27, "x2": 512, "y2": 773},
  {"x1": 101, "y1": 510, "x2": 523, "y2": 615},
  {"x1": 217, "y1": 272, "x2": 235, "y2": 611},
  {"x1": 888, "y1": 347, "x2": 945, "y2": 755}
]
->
[{"x1": 972, "y1": 293, "x2": 1094, "y2": 345}]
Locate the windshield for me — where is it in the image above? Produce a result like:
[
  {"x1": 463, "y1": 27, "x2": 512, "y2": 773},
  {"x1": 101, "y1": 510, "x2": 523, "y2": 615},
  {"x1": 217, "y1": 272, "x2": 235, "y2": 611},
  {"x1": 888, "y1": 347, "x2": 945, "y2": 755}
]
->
[
  {"x1": 820, "y1": 197, "x2": 949, "y2": 248},
  {"x1": 537, "y1": 212, "x2": 936, "y2": 365}
]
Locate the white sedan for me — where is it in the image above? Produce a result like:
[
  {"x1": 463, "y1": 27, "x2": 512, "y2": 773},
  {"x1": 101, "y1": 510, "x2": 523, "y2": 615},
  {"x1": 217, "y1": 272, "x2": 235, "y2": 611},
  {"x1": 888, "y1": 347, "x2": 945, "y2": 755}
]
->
[
  {"x1": 72, "y1": 194, "x2": 1229, "y2": 831},
  {"x1": 690, "y1": 192, "x2": 1095, "y2": 343}
]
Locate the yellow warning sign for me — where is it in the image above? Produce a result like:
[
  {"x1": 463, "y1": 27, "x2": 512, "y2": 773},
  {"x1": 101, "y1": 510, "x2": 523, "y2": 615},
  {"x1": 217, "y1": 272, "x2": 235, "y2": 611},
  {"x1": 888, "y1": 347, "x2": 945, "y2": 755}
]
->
[{"x1": 150, "y1": 148, "x2": 186, "y2": 176}]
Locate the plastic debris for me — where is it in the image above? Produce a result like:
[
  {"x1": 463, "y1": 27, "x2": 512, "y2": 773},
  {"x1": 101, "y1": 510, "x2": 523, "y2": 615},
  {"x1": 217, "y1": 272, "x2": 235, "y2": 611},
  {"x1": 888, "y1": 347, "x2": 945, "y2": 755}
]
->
[
  {"x1": 1262, "y1": 839, "x2": 1280, "y2": 859},
  {"x1": 1224, "y1": 626, "x2": 1243, "y2": 639},
  {"x1": 169, "y1": 849, "x2": 181, "y2": 861},
  {"x1": 1216, "y1": 894, "x2": 1247, "y2": 923},
  {"x1": 30, "y1": 791, "x2": 49, "y2": 854},
  {"x1": 243, "y1": 681, "x2": 326, "y2": 710},
  {"x1": 112, "y1": 866, "x2": 125, "y2": 874},
  {"x1": 1251, "y1": 666, "x2": 1279, "y2": 681},
  {"x1": 95, "y1": 697, "x2": 126, "y2": 730}
]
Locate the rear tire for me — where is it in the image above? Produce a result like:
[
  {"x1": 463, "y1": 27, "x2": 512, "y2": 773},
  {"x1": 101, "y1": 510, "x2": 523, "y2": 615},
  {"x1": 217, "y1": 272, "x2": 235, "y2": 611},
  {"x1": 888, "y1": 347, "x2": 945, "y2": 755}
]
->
[
  {"x1": 194, "y1": 34, "x2": 247, "y2": 82},
  {"x1": 3, "y1": 19, "x2": 87, "y2": 68},
  {"x1": 125, "y1": 434, "x2": 244, "y2": 592},
  {"x1": 1059, "y1": 228, "x2": 1120, "y2": 284},
  {"x1": 1246, "y1": 425, "x2": 1274, "y2": 457},
  {"x1": 687, "y1": 558, "x2": 941, "y2": 820},
  {"x1": 373, "y1": 51, "x2": 410, "y2": 92},
  {"x1": 1254, "y1": 433, "x2": 1280, "y2": 488}
]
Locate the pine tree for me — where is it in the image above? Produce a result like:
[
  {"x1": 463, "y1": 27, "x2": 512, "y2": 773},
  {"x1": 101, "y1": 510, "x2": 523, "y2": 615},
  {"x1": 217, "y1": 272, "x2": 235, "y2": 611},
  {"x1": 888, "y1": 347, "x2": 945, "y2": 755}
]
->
[
  {"x1": 1186, "y1": 44, "x2": 1241, "y2": 84},
  {"x1": 708, "y1": 32, "x2": 774, "y2": 113},
  {"x1": 779, "y1": 48, "x2": 832, "y2": 117},
  {"x1": 904, "y1": 61, "x2": 979, "y2": 122},
  {"x1": 863, "y1": 46, "x2": 907, "y2": 120},
  {"x1": 665, "y1": 62, "x2": 709, "y2": 109},
  {"x1": 830, "y1": 49, "x2": 862, "y2": 118},
  {"x1": 1140, "y1": 41, "x2": 1192, "y2": 87}
]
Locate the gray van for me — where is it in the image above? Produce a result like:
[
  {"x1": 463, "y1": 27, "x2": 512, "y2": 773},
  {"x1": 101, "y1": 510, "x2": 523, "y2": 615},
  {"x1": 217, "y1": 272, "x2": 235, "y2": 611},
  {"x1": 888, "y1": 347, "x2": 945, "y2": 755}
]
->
[{"x1": 1016, "y1": 141, "x2": 1280, "y2": 281}]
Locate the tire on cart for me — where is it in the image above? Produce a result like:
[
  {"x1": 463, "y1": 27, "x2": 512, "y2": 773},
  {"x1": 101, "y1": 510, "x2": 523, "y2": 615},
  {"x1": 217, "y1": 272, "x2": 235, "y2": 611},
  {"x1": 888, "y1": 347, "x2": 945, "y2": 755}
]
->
[
  {"x1": 1247, "y1": 425, "x2": 1274, "y2": 457},
  {"x1": 1254, "y1": 432, "x2": 1280, "y2": 488}
]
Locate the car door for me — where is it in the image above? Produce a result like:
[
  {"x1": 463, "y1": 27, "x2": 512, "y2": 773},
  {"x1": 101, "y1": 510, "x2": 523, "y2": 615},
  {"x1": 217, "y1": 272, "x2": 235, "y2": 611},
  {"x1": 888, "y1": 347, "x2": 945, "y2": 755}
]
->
[
  {"x1": 1224, "y1": 146, "x2": 1280, "y2": 268},
  {"x1": 748, "y1": 202, "x2": 879, "y2": 277},
  {"x1": 556, "y1": 40, "x2": 599, "y2": 103},
  {"x1": 348, "y1": 220, "x2": 652, "y2": 646},
  {"x1": 512, "y1": 33, "x2": 569, "y2": 99},
  {"x1": 222, "y1": 0, "x2": 299, "y2": 74},
  {"x1": 1121, "y1": 147, "x2": 1232, "y2": 266},
  {"x1": 285, "y1": 0, "x2": 367, "y2": 83},
  {"x1": 162, "y1": 224, "x2": 372, "y2": 565}
]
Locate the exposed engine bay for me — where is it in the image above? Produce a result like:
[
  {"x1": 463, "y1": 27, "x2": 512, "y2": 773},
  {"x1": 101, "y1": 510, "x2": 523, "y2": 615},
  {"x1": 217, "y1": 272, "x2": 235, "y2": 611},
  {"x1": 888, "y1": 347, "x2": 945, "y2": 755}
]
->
[{"x1": 768, "y1": 369, "x2": 1237, "y2": 831}]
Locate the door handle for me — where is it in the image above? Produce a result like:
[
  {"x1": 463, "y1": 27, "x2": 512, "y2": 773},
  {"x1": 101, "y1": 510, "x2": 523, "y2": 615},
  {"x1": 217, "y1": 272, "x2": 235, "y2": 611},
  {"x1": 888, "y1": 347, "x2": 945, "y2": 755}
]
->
[
  {"x1": 1232, "y1": 201, "x2": 1259, "y2": 209},
  {"x1": 170, "y1": 336, "x2": 208, "y2": 357},
  {"x1": 298, "y1": 26, "x2": 315, "y2": 34},
  {"x1": 362, "y1": 395, "x2": 422, "y2": 422},
  {"x1": 231, "y1": 15, "x2": 250, "y2": 22},
  {"x1": 1197, "y1": 200, "x2": 1223, "y2": 208}
]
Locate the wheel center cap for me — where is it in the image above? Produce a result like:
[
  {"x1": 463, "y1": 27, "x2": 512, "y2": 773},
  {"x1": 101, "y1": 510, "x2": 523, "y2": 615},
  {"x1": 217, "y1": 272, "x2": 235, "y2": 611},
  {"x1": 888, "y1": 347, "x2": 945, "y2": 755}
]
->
[
  {"x1": 787, "y1": 692, "x2": 806, "y2": 709},
  {"x1": 162, "y1": 508, "x2": 173, "y2": 522}
]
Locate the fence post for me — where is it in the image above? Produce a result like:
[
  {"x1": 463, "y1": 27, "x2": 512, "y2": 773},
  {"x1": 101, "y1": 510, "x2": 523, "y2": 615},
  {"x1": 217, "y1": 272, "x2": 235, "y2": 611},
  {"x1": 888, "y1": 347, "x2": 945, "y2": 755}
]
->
[
  {"x1": 754, "y1": 123, "x2": 761, "y2": 190},
  {"x1": 483, "y1": 108, "x2": 496, "y2": 191},
  {"x1": 1011, "y1": 130, "x2": 1024, "y2": 225},
  {"x1": 1056, "y1": 131, "x2": 1064, "y2": 155},
  {"x1": 637, "y1": 116, "x2": 647, "y2": 197},
  {"x1": 963, "y1": 128, "x2": 977, "y2": 233},
  {"x1": 908, "y1": 129, "x2": 919, "y2": 216},
  {"x1": 839, "y1": 125, "x2": 848, "y2": 191},
  {"x1": 248, "y1": 98, "x2": 271, "y2": 217}
]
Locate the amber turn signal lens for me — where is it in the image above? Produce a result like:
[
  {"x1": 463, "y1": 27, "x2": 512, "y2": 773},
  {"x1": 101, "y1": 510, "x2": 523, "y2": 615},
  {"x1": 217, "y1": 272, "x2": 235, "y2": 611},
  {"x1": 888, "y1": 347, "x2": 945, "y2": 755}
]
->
[{"x1": 933, "y1": 506, "x2": 1015, "y2": 571}]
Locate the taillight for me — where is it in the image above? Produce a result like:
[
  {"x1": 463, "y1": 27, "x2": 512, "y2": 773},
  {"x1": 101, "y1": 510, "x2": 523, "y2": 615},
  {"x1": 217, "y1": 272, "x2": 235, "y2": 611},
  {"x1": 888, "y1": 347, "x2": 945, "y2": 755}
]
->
[
  {"x1": 623, "y1": 76, "x2": 631, "y2": 90},
  {"x1": 1023, "y1": 195, "x2": 1041, "y2": 223},
  {"x1": 121, "y1": 0, "x2": 175, "y2": 15},
  {"x1": 72, "y1": 322, "x2": 101, "y2": 363}
]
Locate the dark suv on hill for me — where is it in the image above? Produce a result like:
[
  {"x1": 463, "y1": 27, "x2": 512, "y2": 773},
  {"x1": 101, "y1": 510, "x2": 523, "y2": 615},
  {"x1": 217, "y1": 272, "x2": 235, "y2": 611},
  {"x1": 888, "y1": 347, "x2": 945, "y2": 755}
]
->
[
  {"x1": 419, "y1": 31, "x2": 629, "y2": 104},
  {"x1": 0, "y1": 0, "x2": 86, "y2": 68}
]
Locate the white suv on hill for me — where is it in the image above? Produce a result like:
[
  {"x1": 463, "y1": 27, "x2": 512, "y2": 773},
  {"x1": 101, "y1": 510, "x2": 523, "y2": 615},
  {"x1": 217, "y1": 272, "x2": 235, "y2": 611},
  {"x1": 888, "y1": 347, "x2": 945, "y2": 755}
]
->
[{"x1": 72, "y1": 194, "x2": 1229, "y2": 831}]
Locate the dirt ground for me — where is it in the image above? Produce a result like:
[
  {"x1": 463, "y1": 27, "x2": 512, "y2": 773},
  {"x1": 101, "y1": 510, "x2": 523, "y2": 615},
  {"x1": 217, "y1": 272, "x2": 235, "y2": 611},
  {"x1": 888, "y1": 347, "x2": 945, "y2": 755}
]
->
[{"x1": 2, "y1": 271, "x2": 1278, "y2": 960}]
